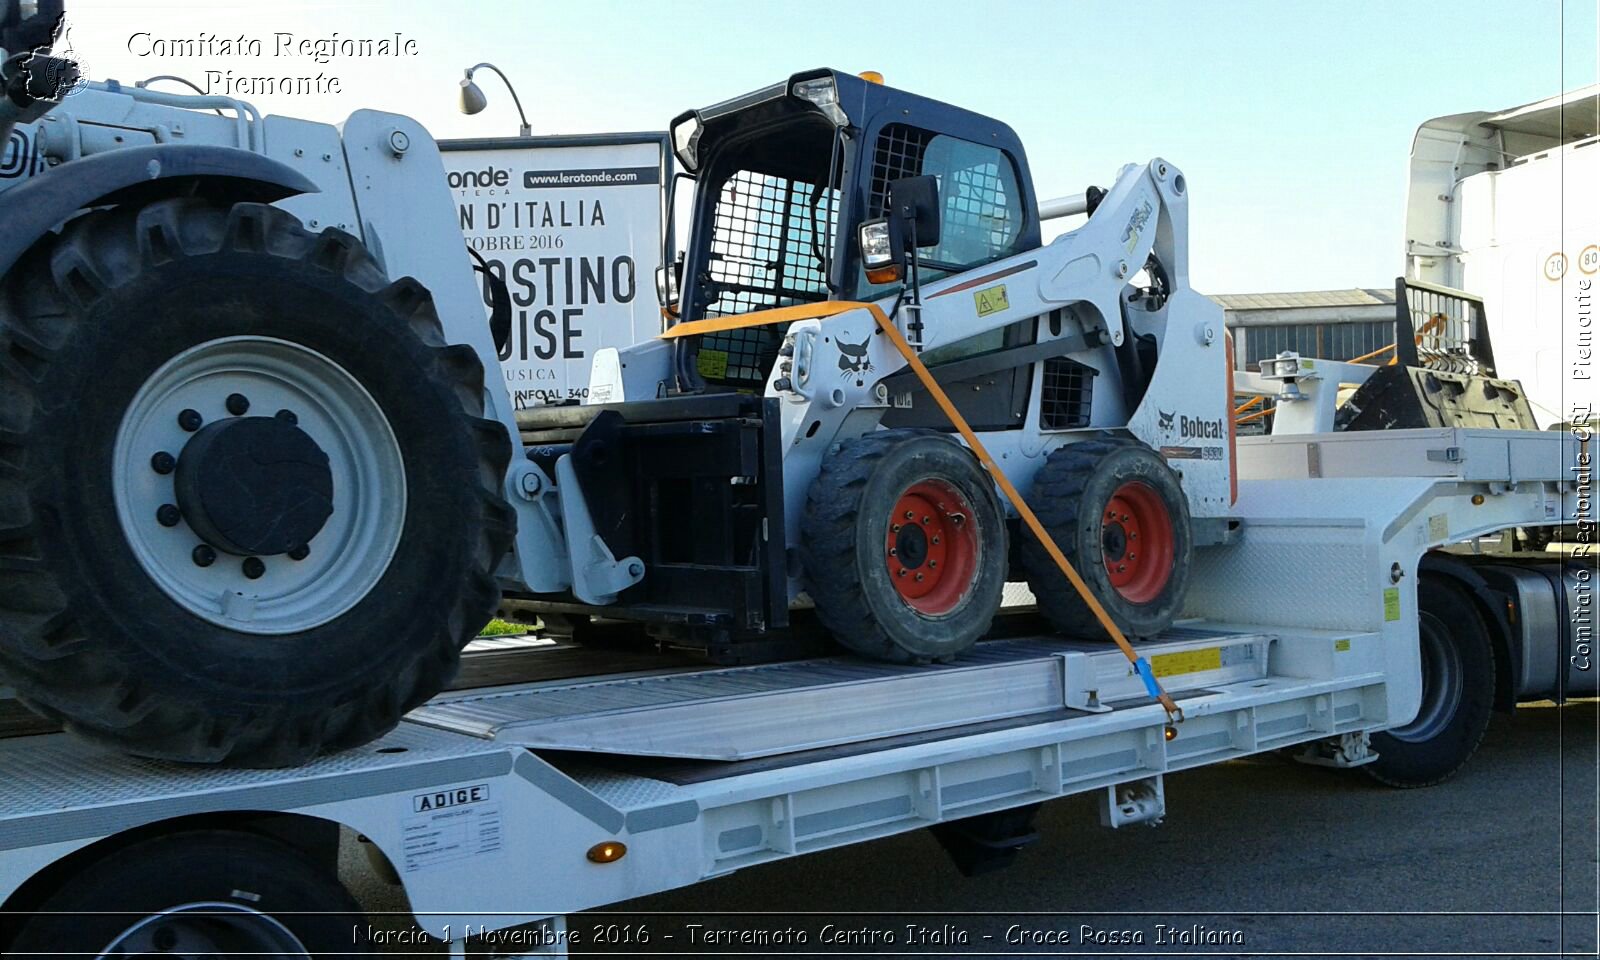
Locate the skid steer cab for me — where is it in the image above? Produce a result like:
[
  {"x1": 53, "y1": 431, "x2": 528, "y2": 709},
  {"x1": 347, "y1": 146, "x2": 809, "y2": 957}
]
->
[{"x1": 521, "y1": 69, "x2": 1236, "y2": 664}]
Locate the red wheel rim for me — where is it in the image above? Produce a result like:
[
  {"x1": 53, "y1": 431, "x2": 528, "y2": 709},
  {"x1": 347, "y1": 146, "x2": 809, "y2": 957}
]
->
[
  {"x1": 1101, "y1": 480, "x2": 1174, "y2": 604},
  {"x1": 883, "y1": 479, "x2": 979, "y2": 616}
]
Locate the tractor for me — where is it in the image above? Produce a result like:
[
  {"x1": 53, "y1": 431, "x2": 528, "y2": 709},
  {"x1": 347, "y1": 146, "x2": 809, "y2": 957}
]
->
[{"x1": 1, "y1": 1, "x2": 1228, "y2": 765}]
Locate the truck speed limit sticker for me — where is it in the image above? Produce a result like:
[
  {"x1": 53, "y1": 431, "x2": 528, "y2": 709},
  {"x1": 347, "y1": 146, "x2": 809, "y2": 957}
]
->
[{"x1": 1544, "y1": 252, "x2": 1567, "y2": 282}]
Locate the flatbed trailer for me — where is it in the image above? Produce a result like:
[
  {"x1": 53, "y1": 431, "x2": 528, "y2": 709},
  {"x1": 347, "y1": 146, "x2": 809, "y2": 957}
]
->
[{"x1": 0, "y1": 426, "x2": 1586, "y2": 955}]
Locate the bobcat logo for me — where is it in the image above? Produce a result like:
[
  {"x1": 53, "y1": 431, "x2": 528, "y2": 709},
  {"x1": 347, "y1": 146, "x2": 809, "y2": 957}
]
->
[
  {"x1": 1157, "y1": 409, "x2": 1176, "y2": 431},
  {"x1": 837, "y1": 333, "x2": 872, "y2": 378}
]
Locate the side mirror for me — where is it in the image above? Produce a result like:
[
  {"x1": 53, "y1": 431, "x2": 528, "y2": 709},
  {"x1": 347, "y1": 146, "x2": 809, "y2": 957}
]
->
[{"x1": 888, "y1": 175, "x2": 941, "y2": 249}]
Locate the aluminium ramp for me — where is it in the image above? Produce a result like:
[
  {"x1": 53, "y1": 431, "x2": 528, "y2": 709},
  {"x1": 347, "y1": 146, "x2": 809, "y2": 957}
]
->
[{"x1": 405, "y1": 626, "x2": 1271, "y2": 760}]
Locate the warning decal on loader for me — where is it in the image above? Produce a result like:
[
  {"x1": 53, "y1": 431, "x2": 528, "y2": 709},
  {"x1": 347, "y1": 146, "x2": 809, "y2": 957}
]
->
[{"x1": 974, "y1": 284, "x2": 1009, "y2": 317}]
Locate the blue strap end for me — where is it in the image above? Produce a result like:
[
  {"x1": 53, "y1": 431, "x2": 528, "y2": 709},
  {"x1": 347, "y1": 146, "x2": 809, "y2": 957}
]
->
[{"x1": 1134, "y1": 658, "x2": 1161, "y2": 699}]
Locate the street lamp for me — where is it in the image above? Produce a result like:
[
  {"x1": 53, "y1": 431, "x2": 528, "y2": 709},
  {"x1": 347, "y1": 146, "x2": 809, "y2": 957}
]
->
[{"x1": 458, "y1": 62, "x2": 531, "y2": 137}]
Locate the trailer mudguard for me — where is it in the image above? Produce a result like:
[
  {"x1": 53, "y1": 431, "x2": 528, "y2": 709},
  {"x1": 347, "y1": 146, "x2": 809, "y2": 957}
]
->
[
  {"x1": 1418, "y1": 552, "x2": 1519, "y2": 711},
  {"x1": 0, "y1": 144, "x2": 319, "y2": 276}
]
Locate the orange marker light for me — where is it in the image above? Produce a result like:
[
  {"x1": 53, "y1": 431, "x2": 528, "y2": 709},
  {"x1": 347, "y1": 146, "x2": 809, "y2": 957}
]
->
[
  {"x1": 587, "y1": 840, "x2": 627, "y2": 864},
  {"x1": 1164, "y1": 725, "x2": 1178, "y2": 742},
  {"x1": 859, "y1": 71, "x2": 885, "y2": 84}
]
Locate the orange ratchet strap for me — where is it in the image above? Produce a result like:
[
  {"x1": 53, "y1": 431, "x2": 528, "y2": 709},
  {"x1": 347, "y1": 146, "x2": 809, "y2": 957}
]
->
[{"x1": 664, "y1": 300, "x2": 1184, "y2": 725}]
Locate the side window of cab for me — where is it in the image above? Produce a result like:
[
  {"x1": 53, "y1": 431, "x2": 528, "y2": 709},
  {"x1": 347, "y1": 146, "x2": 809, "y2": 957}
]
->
[{"x1": 858, "y1": 123, "x2": 1027, "y2": 300}]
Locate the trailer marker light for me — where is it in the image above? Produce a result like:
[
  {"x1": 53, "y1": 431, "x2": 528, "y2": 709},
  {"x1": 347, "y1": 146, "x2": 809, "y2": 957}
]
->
[
  {"x1": 587, "y1": 841, "x2": 627, "y2": 863},
  {"x1": 1164, "y1": 725, "x2": 1178, "y2": 742},
  {"x1": 1471, "y1": 494, "x2": 1485, "y2": 505},
  {"x1": 859, "y1": 71, "x2": 885, "y2": 84}
]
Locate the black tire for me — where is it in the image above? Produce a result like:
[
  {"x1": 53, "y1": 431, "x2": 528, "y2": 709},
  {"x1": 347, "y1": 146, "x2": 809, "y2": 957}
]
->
[
  {"x1": 5, "y1": 829, "x2": 369, "y2": 958},
  {"x1": 801, "y1": 430, "x2": 1006, "y2": 663},
  {"x1": 0, "y1": 199, "x2": 514, "y2": 766},
  {"x1": 1020, "y1": 438, "x2": 1191, "y2": 639},
  {"x1": 1366, "y1": 577, "x2": 1495, "y2": 788}
]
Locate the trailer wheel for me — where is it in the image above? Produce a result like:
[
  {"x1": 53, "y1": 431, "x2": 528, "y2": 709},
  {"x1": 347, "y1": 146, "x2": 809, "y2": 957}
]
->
[
  {"x1": 1021, "y1": 438, "x2": 1191, "y2": 638},
  {"x1": 802, "y1": 431, "x2": 1007, "y2": 663},
  {"x1": 6, "y1": 829, "x2": 369, "y2": 956},
  {"x1": 1367, "y1": 577, "x2": 1495, "y2": 788},
  {"x1": 0, "y1": 198, "x2": 514, "y2": 765}
]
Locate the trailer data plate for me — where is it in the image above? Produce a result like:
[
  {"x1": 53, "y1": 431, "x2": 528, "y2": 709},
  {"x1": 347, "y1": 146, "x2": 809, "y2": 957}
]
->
[{"x1": 406, "y1": 628, "x2": 1272, "y2": 760}]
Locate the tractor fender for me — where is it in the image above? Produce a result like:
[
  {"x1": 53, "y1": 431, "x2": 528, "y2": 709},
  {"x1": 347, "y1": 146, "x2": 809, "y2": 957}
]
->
[{"x1": 0, "y1": 144, "x2": 319, "y2": 276}]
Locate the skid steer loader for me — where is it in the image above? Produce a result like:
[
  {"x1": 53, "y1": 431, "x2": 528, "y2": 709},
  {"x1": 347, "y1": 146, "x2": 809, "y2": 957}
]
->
[
  {"x1": 0, "y1": 0, "x2": 1229, "y2": 765},
  {"x1": 522, "y1": 70, "x2": 1236, "y2": 663}
]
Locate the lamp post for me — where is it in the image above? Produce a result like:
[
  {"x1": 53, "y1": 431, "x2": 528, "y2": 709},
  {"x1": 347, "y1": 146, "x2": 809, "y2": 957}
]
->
[{"x1": 458, "y1": 62, "x2": 531, "y2": 137}]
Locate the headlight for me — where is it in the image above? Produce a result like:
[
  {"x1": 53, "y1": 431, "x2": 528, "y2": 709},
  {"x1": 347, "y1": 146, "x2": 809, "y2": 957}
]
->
[
  {"x1": 859, "y1": 219, "x2": 894, "y2": 269},
  {"x1": 671, "y1": 115, "x2": 703, "y2": 173},
  {"x1": 858, "y1": 218, "x2": 902, "y2": 284},
  {"x1": 791, "y1": 75, "x2": 846, "y2": 126}
]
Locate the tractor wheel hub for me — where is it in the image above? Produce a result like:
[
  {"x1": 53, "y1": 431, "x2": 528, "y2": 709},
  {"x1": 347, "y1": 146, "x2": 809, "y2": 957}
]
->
[{"x1": 174, "y1": 415, "x2": 334, "y2": 557}]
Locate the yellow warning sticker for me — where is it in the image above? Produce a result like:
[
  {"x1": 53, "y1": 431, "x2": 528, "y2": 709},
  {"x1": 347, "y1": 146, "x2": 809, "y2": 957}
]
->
[
  {"x1": 1383, "y1": 587, "x2": 1401, "y2": 622},
  {"x1": 1335, "y1": 638, "x2": 1352, "y2": 652},
  {"x1": 696, "y1": 348, "x2": 729, "y2": 380},
  {"x1": 974, "y1": 284, "x2": 1009, "y2": 318},
  {"x1": 1150, "y1": 646, "x2": 1222, "y2": 678}
]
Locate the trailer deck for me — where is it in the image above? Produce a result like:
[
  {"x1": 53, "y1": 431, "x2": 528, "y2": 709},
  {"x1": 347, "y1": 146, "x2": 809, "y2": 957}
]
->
[{"x1": 0, "y1": 427, "x2": 1583, "y2": 951}]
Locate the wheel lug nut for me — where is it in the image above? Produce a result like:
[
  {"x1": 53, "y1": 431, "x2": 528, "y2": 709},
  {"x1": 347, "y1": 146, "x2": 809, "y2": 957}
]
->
[
  {"x1": 275, "y1": 409, "x2": 298, "y2": 425},
  {"x1": 888, "y1": 548, "x2": 897, "y2": 557},
  {"x1": 931, "y1": 536, "x2": 940, "y2": 545},
  {"x1": 891, "y1": 523, "x2": 901, "y2": 532},
  {"x1": 155, "y1": 504, "x2": 181, "y2": 527},
  {"x1": 922, "y1": 516, "x2": 931, "y2": 524},
  {"x1": 192, "y1": 544, "x2": 216, "y2": 567},
  {"x1": 150, "y1": 451, "x2": 176, "y2": 475},
  {"x1": 915, "y1": 573, "x2": 924, "y2": 581},
  {"x1": 225, "y1": 393, "x2": 250, "y2": 416},
  {"x1": 897, "y1": 568, "x2": 907, "y2": 577},
  {"x1": 904, "y1": 510, "x2": 914, "y2": 519},
  {"x1": 1117, "y1": 563, "x2": 1127, "y2": 572},
  {"x1": 242, "y1": 557, "x2": 265, "y2": 579},
  {"x1": 177, "y1": 409, "x2": 203, "y2": 432},
  {"x1": 929, "y1": 560, "x2": 937, "y2": 568},
  {"x1": 287, "y1": 543, "x2": 309, "y2": 561}
]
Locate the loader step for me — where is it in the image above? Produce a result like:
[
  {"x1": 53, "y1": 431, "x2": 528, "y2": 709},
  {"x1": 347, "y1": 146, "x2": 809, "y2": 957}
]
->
[{"x1": 405, "y1": 626, "x2": 1272, "y2": 760}]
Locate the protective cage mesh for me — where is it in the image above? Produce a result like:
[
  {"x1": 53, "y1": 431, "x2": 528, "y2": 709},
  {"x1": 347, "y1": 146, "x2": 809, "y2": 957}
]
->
[
  {"x1": 869, "y1": 123, "x2": 1021, "y2": 264},
  {"x1": 1038, "y1": 357, "x2": 1096, "y2": 430},
  {"x1": 698, "y1": 170, "x2": 838, "y2": 386},
  {"x1": 1403, "y1": 283, "x2": 1490, "y2": 375}
]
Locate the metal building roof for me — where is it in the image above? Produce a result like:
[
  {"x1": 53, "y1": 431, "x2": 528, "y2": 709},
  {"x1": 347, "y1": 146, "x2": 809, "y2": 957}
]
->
[{"x1": 1209, "y1": 288, "x2": 1397, "y2": 311}]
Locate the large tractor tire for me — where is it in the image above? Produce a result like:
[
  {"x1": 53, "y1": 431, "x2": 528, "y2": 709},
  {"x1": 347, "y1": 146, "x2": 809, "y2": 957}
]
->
[
  {"x1": 1366, "y1": 576, "x2": 1495, "y2": 788},
  {"x1": 0, "y1": 199, "x2": 514, "y2": 766},
  {"x1": 1020, "y1": 437, "x2": 1192, "y2": 639},
  {"x1": 801, "y1": 430, "x2": 1007, "y2": 663}
]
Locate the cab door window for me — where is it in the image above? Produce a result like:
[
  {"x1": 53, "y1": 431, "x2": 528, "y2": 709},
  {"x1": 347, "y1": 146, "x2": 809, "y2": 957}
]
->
[{"x1": 863, "y1": 124, "x2": 1025, "y2": 289}]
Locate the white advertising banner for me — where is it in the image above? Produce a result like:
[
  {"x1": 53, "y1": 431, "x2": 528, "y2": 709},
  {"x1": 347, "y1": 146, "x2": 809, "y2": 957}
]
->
[{"x1": 443, "y1": 137, "x2": 667, "y2": 407}]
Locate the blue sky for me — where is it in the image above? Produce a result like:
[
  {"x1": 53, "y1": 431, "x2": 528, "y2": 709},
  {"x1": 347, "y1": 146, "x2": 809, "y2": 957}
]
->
[{"x1": 70, "y1": 0, "x2": 1598, "y2": 293}]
